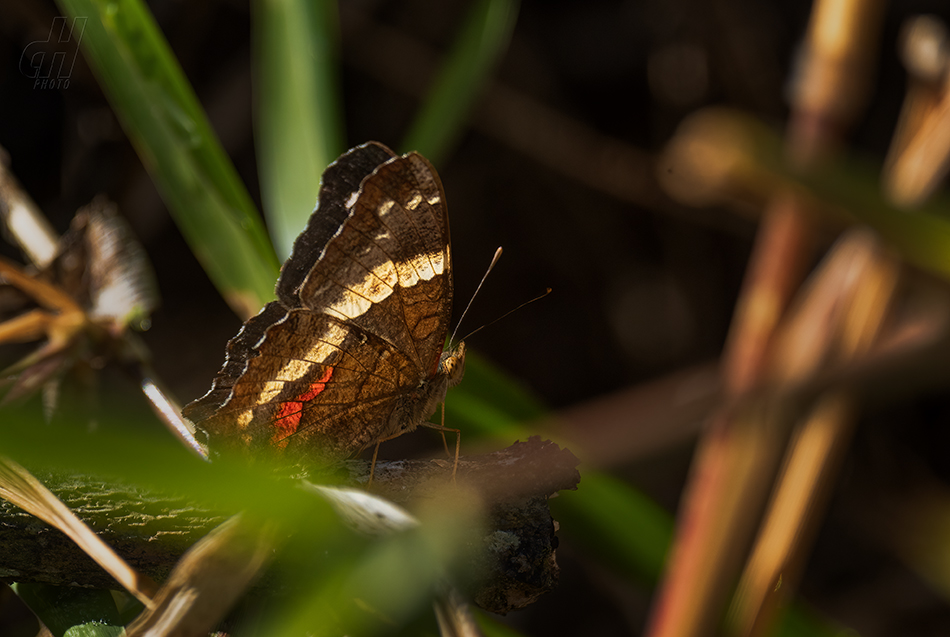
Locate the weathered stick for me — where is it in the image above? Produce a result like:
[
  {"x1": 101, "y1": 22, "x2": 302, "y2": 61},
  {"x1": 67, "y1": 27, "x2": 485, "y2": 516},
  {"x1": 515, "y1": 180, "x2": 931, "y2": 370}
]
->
[{"x1": 0, "y1": 437, "x2": 579, "y2": 615}]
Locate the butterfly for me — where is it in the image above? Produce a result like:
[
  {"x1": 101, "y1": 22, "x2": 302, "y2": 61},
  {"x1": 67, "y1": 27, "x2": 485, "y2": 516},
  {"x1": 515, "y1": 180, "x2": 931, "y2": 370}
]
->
[{"x1": 182, "y1": 143, "x2": 465, "y2": 472}]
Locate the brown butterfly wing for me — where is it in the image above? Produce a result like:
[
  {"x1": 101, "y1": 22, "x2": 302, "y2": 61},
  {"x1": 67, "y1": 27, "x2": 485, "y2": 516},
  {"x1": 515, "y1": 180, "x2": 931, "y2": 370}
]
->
[{"x1": 183, "y1": 143, "x2": 453, "y2": 460}]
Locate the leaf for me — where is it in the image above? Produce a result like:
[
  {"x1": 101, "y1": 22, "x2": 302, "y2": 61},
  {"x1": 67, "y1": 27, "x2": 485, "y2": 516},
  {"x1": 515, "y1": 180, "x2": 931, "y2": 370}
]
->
[
  {"x1": 55, "y1": 0, "x2": 280, "y2": 319},
  {"x1": 253, "y1": 0, "x2": 345, "y2": 260},
  {"x1": 11, "y1": 583, "x2": 138, "y2": 637},
  {"x1": 402, "y1": 0, "x2": 520, "y2": 164}
]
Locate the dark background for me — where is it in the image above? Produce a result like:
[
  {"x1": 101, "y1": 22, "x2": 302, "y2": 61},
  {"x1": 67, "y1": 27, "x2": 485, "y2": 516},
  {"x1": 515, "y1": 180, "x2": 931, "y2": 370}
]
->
[{"x1": 2, "y1": 0, "x2": 950, "y2": 635}]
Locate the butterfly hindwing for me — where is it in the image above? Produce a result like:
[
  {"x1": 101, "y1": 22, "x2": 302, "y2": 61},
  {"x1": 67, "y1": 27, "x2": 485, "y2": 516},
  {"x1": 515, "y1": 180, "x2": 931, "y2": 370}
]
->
[{"x1": 187, "y1": 308, "x2": 421, "y2": 458}]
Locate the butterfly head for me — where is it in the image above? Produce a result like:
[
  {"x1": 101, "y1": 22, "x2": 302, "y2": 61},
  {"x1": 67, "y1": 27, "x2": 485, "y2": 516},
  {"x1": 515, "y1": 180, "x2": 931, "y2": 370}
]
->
[{"x1": 439, "y1": 341, "x2": 466, "y2": 388}]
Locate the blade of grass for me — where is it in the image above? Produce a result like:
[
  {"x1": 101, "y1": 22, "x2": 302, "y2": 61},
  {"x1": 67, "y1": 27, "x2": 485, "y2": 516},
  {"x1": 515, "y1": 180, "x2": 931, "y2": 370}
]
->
[
  {"x1": 0, "y1": 457, "x2": 157, "y2": 606},
  {"x1": 56, "y1": 0, "x2": 280, "y2": 319},
  {"x1": 401, "y1": 0, "x2": 520, "y2": 164},
  {"x1": 11, "y1": 583, "x2": 136, "y2": 637},
  {"x1": 553, "y1": 472, "x2": 673, "y2": 584},
  {"x1": 446, "y1": 352, "x2": 546, "y2": 441},
  {"x1": 253, "y1": 0, "x2": 345, "y2": 260}
]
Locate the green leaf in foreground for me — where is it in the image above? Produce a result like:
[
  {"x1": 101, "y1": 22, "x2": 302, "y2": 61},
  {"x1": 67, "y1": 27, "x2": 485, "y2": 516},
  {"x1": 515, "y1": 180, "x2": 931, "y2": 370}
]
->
[
  {"x1": 11, "y1": 583, "x2": 136, "y2": 637},
  {"x1": 56, "y1": 0, "x2": 280, "y2": 318},
  {"x1": 253, "y1": 0, "x2": 345, "y2": 260}
]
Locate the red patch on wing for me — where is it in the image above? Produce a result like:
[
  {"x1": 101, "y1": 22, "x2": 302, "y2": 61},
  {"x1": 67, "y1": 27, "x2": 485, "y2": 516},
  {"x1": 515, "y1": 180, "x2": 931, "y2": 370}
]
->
[{"x1": 271, "y1": 367, "x2": 334, "y2": 447}]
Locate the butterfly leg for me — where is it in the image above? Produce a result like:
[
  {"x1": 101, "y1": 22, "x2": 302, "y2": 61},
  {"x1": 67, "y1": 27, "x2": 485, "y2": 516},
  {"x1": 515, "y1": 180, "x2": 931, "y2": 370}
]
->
[
  {"x1": 421, "y1": 420, "x2": 461, "y2": 482},
  {"x1": 368, "y1": 440, "x2": 382, "y2": 486},
  {"x1": 448, "y1": 425, "x2": 460, "y2": 482},
  {"x1": 442, "y1": 402, "x2": 460, "y2": 482},
  {"x1": 366, "y1": 431, "x2": 416, "y2": 486},
  {"x1": 438, "y1": 402, "x2": 451, "y2": 455}
]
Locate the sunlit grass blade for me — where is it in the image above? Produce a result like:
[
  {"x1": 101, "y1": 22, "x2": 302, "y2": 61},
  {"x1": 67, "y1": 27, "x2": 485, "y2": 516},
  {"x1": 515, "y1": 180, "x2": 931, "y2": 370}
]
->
[
  {"x1": 0, "y1": 405, "x2": 368, "y2": 632},
  {"x1": 253, "y1": 0, "x2": 345, "y2": 260},
  {"x1": 401, "y1": 0, "x2": 520, "y2": 163},
  {"x1": 55, "y1": 0, "x2": 280, "y2": 319},
  {"x1": 0, "y1": 457, "x2": 157, "y2": 606},
  {"x1": 124, "y1": 516, "x2": 276, "y2": 636}
]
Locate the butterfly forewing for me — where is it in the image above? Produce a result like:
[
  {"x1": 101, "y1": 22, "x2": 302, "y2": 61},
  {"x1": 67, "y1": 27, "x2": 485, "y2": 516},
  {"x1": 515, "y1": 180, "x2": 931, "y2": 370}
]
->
[{"x1": 298, "y1": 153, "x2": 451, "y2": 372}]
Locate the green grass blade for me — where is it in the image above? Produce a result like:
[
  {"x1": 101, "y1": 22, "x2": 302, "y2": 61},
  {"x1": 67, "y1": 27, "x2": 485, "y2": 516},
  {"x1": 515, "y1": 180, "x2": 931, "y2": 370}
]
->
[
  {"x1": 553, "y1": 472, "x2": 673, "y2": 584},
  {"x1": 446, "y1": 352, "x2": 546, "y2": 442},
  {"x1": 11, "y1": 584, "x2": 133, "y2": 637},
  {"x1": 253, "y1": 0, "x2": 345, "y2": 260},
  {"x1": 56, "y1": 0, "x2": 280, "y2": 318},
  {"x1": 401, "y1": 0, "x2": 519, "y2": 163},
  {"x1": 477, "y1": 612, "x2": 528, "y2": 637}
]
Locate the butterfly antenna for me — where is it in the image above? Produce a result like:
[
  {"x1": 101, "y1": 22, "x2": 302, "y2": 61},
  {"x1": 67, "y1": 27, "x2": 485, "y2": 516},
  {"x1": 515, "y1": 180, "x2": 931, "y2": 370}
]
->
[
  {"x1": 450, "y1": 247, "x2": 503, "y2": 346},
  {"x1": 459, "y1": 287, "x2": 551, "y2": 343}
]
